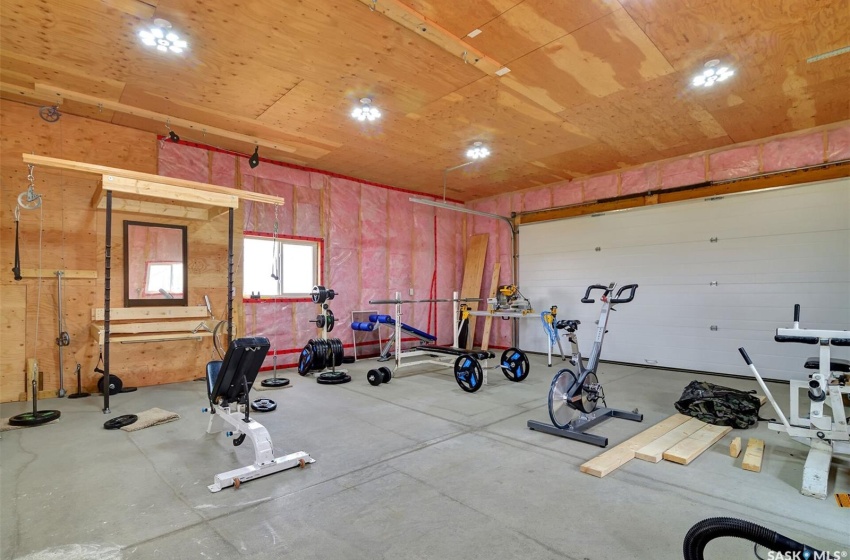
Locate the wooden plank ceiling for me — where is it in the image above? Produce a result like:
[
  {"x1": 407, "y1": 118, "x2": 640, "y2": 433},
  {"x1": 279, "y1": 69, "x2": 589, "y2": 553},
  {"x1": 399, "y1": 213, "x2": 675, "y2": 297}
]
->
[{"x1": 1, "y1": 0, "x2": 848, "y2": 200}]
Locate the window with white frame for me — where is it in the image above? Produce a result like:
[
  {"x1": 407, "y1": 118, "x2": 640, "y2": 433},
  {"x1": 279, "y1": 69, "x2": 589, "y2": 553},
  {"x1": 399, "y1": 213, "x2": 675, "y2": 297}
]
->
[
  {"x1": 145, "y1": 262, "x2": 184, "y2": 297},
  {"x1": 243, "y1": 235, "x2": 320, "y2": 298}
]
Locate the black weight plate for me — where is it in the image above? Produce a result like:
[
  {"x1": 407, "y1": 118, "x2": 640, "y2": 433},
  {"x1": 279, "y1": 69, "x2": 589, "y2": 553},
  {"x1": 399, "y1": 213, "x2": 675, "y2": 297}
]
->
[
  {"x1": 342, "y1": 356, "x2": 355, "y2": 364},
  {"x1": 9, "y1": 410, "x2": 61, "y2": 427},
  {"x1": 316, "y1": 372, "x2": 352, "y2": 385},
  {"x1": 367, "y1": 369, "x2": 382, "y2": 386},
  {"x1": 311, "y1": 285, "x2": 327, "y2": 304},
  {"x1": 67, "y1": 392, "x2": 91, "y2": 399},
  {"x1": 298, "y1": 344, "x2": 314, "y2": 376},
  {"x1": 326, "y1": 310, "x2": 335, "y2": 333},
  {"x1": 500, "y1": 348, "x2": 530, "y2": 382},
  {"x1": 314, "y1": 315, "x2": 326, "y2": 329},
  {"x1": 103, "y1": 414, "x2": 137, "y2": 430},
  {"x1": 251, "y1": 398, "x2": 277, "y2": 412},
  {"x1": 378, "y1": 366, "x2": 392, "y2": 384},
  {"x1": 454, "y1": 355, "x2": 483, "y2": 393},
  {"x1": 97, "y1": 375, "x2": 123, "y2": 395},
  {"x1": 261, "y1": 377, "x2": 290, "y2": 388}
]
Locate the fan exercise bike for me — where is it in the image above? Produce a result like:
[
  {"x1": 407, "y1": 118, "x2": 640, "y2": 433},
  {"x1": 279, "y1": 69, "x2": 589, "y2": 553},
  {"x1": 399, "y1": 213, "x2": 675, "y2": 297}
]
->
[{"x1": 528, "y1": 282, "x2": 642, "y2": 447}]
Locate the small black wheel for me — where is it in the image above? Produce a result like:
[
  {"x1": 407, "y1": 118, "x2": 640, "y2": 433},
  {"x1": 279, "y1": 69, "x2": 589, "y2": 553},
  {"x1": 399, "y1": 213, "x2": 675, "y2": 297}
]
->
[
  {"x1": 454, "y1": 355, "x2": 483, "y2": 393},
  {"x1": 367, "y1": 369, "x2": 382, "y2": 386},
  {"x1": 103, "y1": 414, "x2": 138, "y2": 430},
  {"x1": 500, "y1": 348, "x2": 530, "y2": 382},
  {"x1": 9, "y1": 410, "x2": 61, "y2": 427},
  {"x1": 379, "y1": 366, "x2": 393, "y2": 384}
]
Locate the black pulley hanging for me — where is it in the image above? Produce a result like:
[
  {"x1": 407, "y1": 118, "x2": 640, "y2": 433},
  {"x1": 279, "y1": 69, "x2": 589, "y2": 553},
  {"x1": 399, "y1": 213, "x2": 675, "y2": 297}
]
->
[
  {"x1": 103, "y1": 414, "x2": 138, "y2": 430},
  {"x1": 251, "y1": 398, "x2": 277, "y2": 412}
]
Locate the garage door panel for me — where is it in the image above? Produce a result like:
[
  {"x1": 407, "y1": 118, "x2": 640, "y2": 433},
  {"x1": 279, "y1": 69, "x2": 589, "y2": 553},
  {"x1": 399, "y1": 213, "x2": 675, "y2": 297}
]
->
[{"x1": 519, "y1": 179, "x2": 850, "y2": 381}]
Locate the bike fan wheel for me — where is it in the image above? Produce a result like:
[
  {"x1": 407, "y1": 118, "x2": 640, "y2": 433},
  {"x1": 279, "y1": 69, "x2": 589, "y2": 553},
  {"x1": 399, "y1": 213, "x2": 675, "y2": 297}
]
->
[{"x1": 548, "y1": 369, "x2": 580, "y2": 429}]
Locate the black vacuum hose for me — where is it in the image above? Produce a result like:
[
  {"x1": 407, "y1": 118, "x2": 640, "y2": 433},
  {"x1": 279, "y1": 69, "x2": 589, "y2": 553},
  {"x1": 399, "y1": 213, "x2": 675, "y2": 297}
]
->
[{"x1": 683, "y1": 517, "x2": 823, "y2": 560}]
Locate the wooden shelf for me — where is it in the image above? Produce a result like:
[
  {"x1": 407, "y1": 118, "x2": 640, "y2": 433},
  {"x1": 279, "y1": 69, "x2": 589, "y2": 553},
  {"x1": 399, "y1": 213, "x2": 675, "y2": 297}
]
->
[{"x1": 90, "y1": 306, "x2": 217, "y2": 345}]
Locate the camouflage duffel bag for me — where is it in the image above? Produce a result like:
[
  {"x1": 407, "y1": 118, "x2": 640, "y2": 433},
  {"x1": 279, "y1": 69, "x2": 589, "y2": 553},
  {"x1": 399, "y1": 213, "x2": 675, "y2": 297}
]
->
[{"x1": 674, "y1": 381, "x2": 762, "y2": 429}]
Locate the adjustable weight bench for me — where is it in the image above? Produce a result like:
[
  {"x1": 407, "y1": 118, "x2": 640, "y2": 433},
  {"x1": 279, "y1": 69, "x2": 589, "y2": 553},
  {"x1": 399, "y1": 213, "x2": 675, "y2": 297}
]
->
[{"x1": 204, "y1": 337, "x2": 314, "y2": 492}]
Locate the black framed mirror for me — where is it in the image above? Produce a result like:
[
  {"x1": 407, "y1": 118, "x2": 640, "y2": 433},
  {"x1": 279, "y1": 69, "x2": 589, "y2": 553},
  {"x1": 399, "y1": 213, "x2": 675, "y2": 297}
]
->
[{"x1": 123, "y1": 220, "x2": 188, "y2": 307}]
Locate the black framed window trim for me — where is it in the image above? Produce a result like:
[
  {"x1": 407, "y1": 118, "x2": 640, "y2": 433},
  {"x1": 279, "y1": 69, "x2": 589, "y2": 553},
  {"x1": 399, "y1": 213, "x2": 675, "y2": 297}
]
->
[{"x1": 123, "y1": 220, "x2": 189, "y2": 307}]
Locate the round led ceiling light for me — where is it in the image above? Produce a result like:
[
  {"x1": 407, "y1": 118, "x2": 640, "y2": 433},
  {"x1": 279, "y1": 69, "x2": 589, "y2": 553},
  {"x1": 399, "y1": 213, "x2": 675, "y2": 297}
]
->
[
  {"x1": 692, "y1": 59, "x2": 734, "y2": 87},
  {"x1": 139, "y1": 19, "x2": 188, "y2": 54},
  {"x1": 351, "y1": 98, "x2": 381, "y2": 122},
  {"x1": 466, "y1": 141, "x2": 490, "y2": 160}
]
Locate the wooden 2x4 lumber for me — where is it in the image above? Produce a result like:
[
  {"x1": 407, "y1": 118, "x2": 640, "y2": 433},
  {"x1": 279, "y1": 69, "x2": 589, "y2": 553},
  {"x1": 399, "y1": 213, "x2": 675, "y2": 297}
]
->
[
  {"x1": 102, "y1": 175, "x2": 238, "y2": 209},
  {"x1": 355, "y1": 0, "x2": 504, "y2": 76},
  {"x1": 95, "y1": 195, "x2": 211, "y2": 220},
  {"x1": 634, "y1": 417, "x2": 707, "y2": 463},
  {"x1": 460, "y1": 234, "x2": 489, "y2": 350},
  {"x1": 580, "y1": 414, "x2": 692, "y2": 478},
  {"x1": 22, "y1": 154, "x2": 285, "y2": 207},
  {"x1": 92, "y1": 305, "x2": 209, "y2": 321},
  {"x1": 662, "y1": 424, "x2": 732, "y2": 465},
  {"x1": 742, "y1": 438, "x2": 765, "y2": 472},
  {"x1": 19, "y1": 269, "x2": 97, "y2": 279},
  {"x1": 0, "y1": 82, "x2": 64, "y2": 105},
  {"x1": 92, "y1": 319, "x2": 209, "y2": 335},
  {"x1": 32, "y1": 84, "x2": 299, "y2": 155}
]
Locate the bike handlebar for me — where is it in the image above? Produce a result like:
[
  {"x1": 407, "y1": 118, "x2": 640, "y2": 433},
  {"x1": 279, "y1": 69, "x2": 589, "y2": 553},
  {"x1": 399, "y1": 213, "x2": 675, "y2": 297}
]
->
[
  {"x1": 611, "y1": 284, "x2": 638, "y2": 304},
  {"x1": 738, "y1": 347, "x2": 752, "y2": 365},
  {"x1": 581, "y1": 284, "x2": 610, "y2": 304}
]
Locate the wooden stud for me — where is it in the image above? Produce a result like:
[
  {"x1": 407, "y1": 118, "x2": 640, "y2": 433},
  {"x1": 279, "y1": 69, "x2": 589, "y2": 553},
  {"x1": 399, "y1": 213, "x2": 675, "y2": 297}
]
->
[
  {"x1": 480, "y1": 262, "x2": 501, "y2": 352},
  {"x1": 580, "y1": 414, "x2": 691, "y2": 477},
  {"x1": 742, "y1": 438, "x2": 765, "y2": 472},
  {"x1": 93, "y1": 320, "x2": 209, "y2": 335},
  {"x1": 460, "y1": 234, "x2": 489, "y2": 350},
  {"x1": 635, "y1": 417, "x2": 707, "y2": 463},
  {"x1": 91, "y1": 306, "x2": 209, "y2": 321},
  {"x1": 102, "y1": 175, "x2": 238, "y2": 209},
  {"x1": 730, "y1": 436, "x2": 742, "y2": 458},
  {"x1": 662, "y1": 424, "x2": 733, "y2": 466},
  {"x1": 95, "y1": 196, "x2": 211, "y2": 221}
]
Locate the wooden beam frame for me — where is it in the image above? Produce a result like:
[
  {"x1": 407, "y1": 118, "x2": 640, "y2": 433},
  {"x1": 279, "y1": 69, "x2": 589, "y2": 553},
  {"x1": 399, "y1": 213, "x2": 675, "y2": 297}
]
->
[
  {"x1": 516, "y1": 161, "x2": 850, "y2": 226},
  {"x1": 23, "y1": 153, "x2": 285, "y2": 206}
]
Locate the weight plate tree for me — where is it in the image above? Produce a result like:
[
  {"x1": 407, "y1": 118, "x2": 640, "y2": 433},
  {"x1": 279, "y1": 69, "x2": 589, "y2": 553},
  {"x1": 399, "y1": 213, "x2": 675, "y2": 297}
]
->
[{"x1": 500, "y1": 348, "x2": 530, "y2": 382}]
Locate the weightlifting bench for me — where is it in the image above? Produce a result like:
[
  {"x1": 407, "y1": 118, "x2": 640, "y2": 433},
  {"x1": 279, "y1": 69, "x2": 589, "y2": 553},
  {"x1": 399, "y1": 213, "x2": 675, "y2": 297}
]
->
[{"x1": 204, "y1": 337, "x2": 314, "y2": 492}]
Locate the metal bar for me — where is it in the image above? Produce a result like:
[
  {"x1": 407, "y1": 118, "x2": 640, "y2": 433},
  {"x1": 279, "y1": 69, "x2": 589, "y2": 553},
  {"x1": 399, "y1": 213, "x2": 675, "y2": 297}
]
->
[
  {"x1": 103, "y1": 191, "x2": 112, "y2": 414},
  {"x1": 56, "y1": 270, "x2": 66, "y2": 397},
  {"x1": 227, "y1": 208, "x2": 234, "y2": 347}
]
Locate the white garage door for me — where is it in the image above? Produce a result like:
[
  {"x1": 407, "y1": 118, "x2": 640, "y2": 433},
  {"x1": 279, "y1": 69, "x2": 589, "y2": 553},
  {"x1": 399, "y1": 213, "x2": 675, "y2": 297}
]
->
[{"x1": 518, "y1": 179, "x2": 850, "y2": 381}]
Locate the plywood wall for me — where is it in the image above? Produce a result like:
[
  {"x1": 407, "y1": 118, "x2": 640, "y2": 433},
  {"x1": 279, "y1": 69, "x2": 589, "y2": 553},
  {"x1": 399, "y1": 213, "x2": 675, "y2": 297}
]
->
[{"x1": 0, "y1": 99, "x2": 242, "y2": 402}]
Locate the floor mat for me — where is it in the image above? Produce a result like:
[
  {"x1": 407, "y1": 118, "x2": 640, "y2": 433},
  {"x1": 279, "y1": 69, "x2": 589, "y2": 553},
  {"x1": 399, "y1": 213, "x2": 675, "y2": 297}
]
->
[{"x1": 121, "y1": 407, "x2": 180, "y2": 432}]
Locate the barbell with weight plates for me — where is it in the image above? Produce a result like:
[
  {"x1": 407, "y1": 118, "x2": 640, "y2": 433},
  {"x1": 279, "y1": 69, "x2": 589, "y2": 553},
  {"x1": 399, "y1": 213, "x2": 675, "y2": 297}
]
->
[
  {"x1": 309, "y1": 309, "x2": 335, "y2": 332},
  {"x1": 297, "y1": 338, "x2": 345, "y2": 375},
  {"x1": 311, "y1": 285, "x2": 338, "y2": 304}
]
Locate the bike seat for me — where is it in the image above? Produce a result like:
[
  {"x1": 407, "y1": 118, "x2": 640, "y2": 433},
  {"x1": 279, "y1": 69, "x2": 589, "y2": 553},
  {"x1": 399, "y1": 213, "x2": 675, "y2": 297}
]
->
[
  {"x1": 804, "y1": 357, "x2": 850, "y2": 372},
  {"x1": 555, "y1": 319, "x2": 580, "y2": 332}
]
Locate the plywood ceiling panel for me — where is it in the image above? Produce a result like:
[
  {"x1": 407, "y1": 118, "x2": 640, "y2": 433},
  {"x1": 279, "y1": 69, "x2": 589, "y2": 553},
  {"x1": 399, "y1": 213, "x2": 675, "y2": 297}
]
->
[{"x1": 1, "y1": 0, "x2": 848, "y2": 200}]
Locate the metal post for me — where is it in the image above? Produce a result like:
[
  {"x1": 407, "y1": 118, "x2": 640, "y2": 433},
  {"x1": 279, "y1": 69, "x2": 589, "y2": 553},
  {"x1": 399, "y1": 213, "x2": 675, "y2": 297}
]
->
[
  {"x1": 103, "y1": 191, "x2": 112, "y2": 414},
  {"x1": 227, "y1": 208, "x2": 234, "y2": 347},
  {"x1": 56, "y1": 270, "x2": 67, "y2": 397}
]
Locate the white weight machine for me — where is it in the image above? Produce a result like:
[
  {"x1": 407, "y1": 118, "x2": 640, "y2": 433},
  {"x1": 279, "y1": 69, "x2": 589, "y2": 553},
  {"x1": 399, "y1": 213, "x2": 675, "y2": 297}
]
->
[{"x1": 739, "y1": 304, "x2": 849, "y2": 499}]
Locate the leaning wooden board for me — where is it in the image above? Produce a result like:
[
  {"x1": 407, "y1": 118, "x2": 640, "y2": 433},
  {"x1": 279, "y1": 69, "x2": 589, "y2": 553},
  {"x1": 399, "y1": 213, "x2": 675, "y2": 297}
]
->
[
  {"x1": 460, "y1": 234, "x2": 488, "y2": 350},
  {"x1": 480, "y1": 263, "x2": 501, "y2": 352},
  {"x1": 662, "y1": 424, "x2": 733, "y2": 465},
  {"x1": 580, "y1": 414, "x2": 691, "y2": 477}
]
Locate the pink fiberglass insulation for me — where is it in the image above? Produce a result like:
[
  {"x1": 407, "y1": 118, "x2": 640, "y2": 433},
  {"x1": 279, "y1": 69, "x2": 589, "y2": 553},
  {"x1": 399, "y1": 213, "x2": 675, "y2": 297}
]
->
[
  {"x1": 387, "y1": 191, "x2": 413, "y2": 299},
  {"x1": 245, "y1": 301, "x2": 295, "y2": 368},
  {"x1": 295, "y1": 181, "x2": 322, "y2": 238},
  {"x1": 827, "y1": 125, "x2": 850, "y2": 161},
  {"x1": 327, "y1": 177, "x2": 362, "y2": 348},
  {"x1": 619, "y1": 165, "x2": 657, "y2": 196},
  {"x1": 359, "y1": 185, "x2": 388, "y2": 313},
  {"x1": 552, "y1": 181, "x2": 582, "y2": 207},
  {"x1": 294, "y1": 303, "x2": 320, "y2": 350},
  {"x1": 522, "y1": 187, "x2": 553, "y2": 212},
  {"x1": 762, "y1": 133, "x2": 824, "y2": 172},
  {"x1": 583, "y1": 174, "x2": 618, "y2": 202},
  {"x1": 709, "y1": 145, "x2": 759, "y2": 181},
  {"x1": 661, "y1": 156, "x2": 705, "y2": 190},
  {"x1": 157, "y1": 141, "x2": 209, "y2": 181},
  {"x1": 252, "y1": 178, "x2": 294, "y2": 236},
  {"x1": 210, "y1": 152, "x2": 237, "y2": 187}
]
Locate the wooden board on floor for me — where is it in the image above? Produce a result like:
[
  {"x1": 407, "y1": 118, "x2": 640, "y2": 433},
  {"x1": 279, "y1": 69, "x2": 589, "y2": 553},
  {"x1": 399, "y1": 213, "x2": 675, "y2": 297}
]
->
[
  {"x1": 742, "y1": 438, "x2": 765, "y2": 472},
  {"x1": 460, "y1": 234, "x2": 488, "y2": 350},
  {"x1": 662, "y1": 424, "x2": 733, "y2": 465},
  {"x1": 635, "y1": 417, "x2": 707, "y2": 463},
  {"x1": 480, "y1": 262, "x2": 500, "y2": 352},
  {"x1": 0, "y1": 285, "x2": 27, "y2": 402},
  {"x1": 730, "y1": 436, "x2": 742, "y2": 458},
  {"x1": 580, "y1": 414, "x2": 691, "y2": 478}
]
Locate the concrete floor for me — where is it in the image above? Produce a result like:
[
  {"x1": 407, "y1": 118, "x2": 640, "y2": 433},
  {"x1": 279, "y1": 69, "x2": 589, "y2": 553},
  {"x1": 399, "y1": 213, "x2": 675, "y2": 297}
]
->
[{"x1": 1, "y1": 355, "x2": 848, "y2": 560}]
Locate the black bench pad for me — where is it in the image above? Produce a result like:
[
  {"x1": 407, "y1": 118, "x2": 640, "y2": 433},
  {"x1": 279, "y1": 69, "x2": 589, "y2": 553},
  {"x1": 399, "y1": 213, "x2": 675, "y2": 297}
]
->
[
  {"x1": 206, "y1": 337, "x2": 270, "y2": 404},
  {"x1": 804, "y1": 357, "x2": 850, "y2": 372}
]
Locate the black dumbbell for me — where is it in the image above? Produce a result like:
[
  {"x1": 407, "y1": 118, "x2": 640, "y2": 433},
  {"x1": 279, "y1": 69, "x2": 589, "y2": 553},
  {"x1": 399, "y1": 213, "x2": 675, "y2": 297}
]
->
[{"x1": 367, "y1": 366, "x2": 393, "y2": 386}]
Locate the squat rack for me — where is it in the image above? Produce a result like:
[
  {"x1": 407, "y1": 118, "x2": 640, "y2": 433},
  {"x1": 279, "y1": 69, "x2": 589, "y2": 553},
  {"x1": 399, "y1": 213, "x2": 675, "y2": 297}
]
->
[{"x1": 21, "y1": 154, "x2": 286, "y2": 414}]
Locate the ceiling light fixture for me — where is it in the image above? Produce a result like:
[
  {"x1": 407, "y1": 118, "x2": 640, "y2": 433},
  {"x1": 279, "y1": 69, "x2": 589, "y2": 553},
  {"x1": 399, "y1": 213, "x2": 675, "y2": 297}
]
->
[
  {"x1": 139, "y1": 18, "x2": 188, "y2": 54},
  {"x1": 692, "y1": 59, "x2": 734, "y2": 88},
  {"x1": 466, "y1": 141, "x2": 490, "y2": 160},
  {"x1": 351, "y1": 98, "x2": 381, "y2": 122}
]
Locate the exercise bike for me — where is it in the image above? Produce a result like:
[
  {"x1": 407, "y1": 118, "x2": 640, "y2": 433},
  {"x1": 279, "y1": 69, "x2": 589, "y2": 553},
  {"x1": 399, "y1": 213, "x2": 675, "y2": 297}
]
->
[{"x1": 528, "y1": 282, "x2": 642, "y2": 447}]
